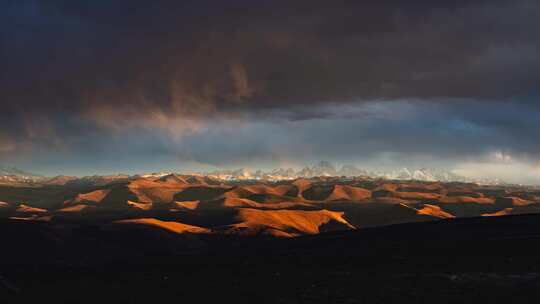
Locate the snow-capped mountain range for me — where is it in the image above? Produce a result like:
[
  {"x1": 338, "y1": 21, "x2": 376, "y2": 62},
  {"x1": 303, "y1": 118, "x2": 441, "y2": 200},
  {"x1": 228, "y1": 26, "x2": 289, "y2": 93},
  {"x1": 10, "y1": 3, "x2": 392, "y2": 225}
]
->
[
  {"x1": 0, "y1": 166, "x2": 41, "y2": 178},
  {"x1": 205, "y1": 161, "x2": 472, "y2": 183},
  {"x1": 0, "y1": 165, "x2": 130, "y2": 186},
  {"x1": 0, "y1": 166, "x2": 44, "y2": 184},
  {"x1": 0, "y1": 162, "x2": 510, "y2": 186}
]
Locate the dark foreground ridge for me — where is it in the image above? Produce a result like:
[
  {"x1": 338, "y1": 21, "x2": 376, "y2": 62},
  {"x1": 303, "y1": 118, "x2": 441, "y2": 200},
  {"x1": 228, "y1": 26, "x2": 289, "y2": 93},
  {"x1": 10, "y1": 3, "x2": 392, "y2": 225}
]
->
[{"x1": 2, "y1": 214, "x2": 540, "y2": 303}]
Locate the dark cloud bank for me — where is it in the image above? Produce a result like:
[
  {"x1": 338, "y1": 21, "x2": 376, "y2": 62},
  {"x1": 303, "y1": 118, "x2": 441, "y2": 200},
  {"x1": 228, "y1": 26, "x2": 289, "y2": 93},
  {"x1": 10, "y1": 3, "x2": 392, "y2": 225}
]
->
[{"x1": 1, "y1": 0, "x2": 539, "y2": 181}]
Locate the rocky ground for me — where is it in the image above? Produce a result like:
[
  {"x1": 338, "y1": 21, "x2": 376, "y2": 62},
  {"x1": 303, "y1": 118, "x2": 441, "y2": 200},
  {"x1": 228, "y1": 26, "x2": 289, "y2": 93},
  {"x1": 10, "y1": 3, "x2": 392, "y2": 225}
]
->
[{"x1": 2, "y1": 175, "x2": 540, "y2": 302}]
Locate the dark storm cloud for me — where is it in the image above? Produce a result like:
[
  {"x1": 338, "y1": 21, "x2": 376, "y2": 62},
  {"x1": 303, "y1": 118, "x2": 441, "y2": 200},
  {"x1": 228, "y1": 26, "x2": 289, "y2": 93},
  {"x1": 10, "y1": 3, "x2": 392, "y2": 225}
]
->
[
  {"x1": 2, "y1": 0, "x2": 540, "y2": 112},
  {"x1": 1, "y1": 0, "x2": 540, "y2": 175}
]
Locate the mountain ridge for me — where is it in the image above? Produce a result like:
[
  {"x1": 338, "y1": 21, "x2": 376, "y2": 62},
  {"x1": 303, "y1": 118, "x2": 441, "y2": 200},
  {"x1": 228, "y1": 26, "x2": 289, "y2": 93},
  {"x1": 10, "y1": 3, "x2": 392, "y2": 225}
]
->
[{"x1": 0, "y1": 162, "x2": 522, "y2": 187}]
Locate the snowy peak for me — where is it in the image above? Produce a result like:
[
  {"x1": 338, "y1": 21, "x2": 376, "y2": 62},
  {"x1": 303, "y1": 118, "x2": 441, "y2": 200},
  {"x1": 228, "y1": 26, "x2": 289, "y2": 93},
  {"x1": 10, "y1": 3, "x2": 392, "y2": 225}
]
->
[
  {"x1": 0, "y1": 166, "x2": 43, "y2": 184},
  {"x1": 204, "y1": 162, "x2": 471, "y2": 183},
  {"x1": 377, "y1": 167, "x2": 467, "y2": 183},
  {"x1": 0, "y1": 166, "x2": 41, "y2": 179},
  {"x1": 340, "y1": 165, "x2": 368, "y2": 177},
  {"x1": 0, "y1": 162, "x2": 504, "y2": 186},
  {"x1": 312, "y1": 161, "x2": 338, "y2": 176},
  {"x1": 297, "y1": 161, "x2": 338, "y2": 178}
]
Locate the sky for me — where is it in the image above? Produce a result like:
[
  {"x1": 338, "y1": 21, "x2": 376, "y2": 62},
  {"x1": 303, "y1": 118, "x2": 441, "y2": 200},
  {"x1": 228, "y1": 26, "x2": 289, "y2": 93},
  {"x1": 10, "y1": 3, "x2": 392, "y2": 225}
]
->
[{"x1": 1, "y1": 0, "x2": 540, "y2": 183}]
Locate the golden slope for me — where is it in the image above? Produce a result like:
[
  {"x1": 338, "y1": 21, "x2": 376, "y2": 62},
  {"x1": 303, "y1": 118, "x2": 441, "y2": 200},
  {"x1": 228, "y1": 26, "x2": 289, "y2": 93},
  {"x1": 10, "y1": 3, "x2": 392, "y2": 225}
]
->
[
  {"x1": 415, "y1": 204, "x2": 455, "y2": 219},
  {"x1": 230, "y1": 208, "x2": 355, "y2": 236},
  {"x1": 69, "y1": 189, "x2": 111, "y2": 205},
  {"x1": 16, "y1": 204, "x2": 48, "y2": 213},
  {"x1": 173, "y1": 200, "x2": 200, "y2": 210},
  {"x1": 326, "y1": 185, "x2": 371, "y2": 201},
  {"x1": 57, "y1": 204, "x2": 95, "y2": 212},
  {"x1": 127, "y1": 201, "x2": 153, "y2": 210},
  {"x1": 114, "y1": 218, "x2": 210, "y2": 234}
]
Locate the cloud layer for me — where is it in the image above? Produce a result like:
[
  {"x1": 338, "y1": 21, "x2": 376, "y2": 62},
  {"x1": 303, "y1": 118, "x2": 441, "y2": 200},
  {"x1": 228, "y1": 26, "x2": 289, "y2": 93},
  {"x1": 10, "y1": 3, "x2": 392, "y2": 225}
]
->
[{"x1": 1, "y1": 0, "x2": 539, "y2": 181}]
